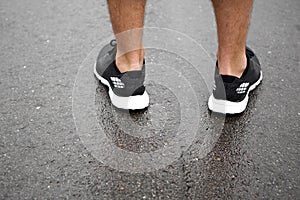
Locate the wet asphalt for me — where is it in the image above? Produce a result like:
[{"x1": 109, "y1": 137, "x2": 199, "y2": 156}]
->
[{"x1": 1, "y1": 0, "x2": 299, "y2": 199}]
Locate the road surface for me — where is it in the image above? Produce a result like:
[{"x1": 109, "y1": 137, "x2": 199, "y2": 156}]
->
[{"x1": 0, "y1": 0, "x2": 299, "y2": 199}]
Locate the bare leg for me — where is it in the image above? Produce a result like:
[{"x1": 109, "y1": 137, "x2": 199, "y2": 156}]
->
[
  {"x1": 212, "y1": 0, "x2": 253, "y2": 77},
  {"x1": 107, "y1": 0, "x2": 146, "y2": 73}
]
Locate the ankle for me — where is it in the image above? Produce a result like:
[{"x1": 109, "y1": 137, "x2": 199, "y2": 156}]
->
[
  {"x1": 116, "y1": 49, "x2": 145, "y2": 73},
  {"x1": 217, "y1": 50, "x2": 247, "y2": 78}
]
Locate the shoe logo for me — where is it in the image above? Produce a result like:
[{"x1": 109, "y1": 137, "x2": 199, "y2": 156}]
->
[
  {"x1": 236, "y1": 82, "x2": 249, "y2": 94},
  {"x1": 110, "y1": 77, "x2": 125, "y2": 88}
]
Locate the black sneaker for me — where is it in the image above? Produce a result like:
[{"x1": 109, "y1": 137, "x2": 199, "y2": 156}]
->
[
  {"x1": 208, "y1": 47, "x2": 263, "y2": 114},
  {"x1": 94, "y1": 40, "x2": 149, "y2": 110}
]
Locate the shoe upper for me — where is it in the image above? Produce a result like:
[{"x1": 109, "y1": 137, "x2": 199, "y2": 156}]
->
[
  {"x1": 95, "y1": 40, "x2": 146, "y2": 97},
  {"x1": 212, "y1": 47, "x2": 261, "y2": 102}
]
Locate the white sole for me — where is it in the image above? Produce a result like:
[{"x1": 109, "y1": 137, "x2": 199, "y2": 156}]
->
[
  {"x1": 208, "y1": 71, "x2": 263, "y2": 114},
  {"x1": 94, "y1": 63, "x2": 150, "y2": 110}
]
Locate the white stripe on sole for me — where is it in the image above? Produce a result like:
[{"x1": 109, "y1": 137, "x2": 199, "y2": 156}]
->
[
  {"x1": 208, "y1": 71, "x2": 263, "y2": 114},
  {"x1": 94, "y1": 63, "x2": 149, "y2": 110}
]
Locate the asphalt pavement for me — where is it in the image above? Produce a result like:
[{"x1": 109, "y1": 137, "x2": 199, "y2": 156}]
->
[{"x1": 0, "y1": 0, "x2": 299, "y2": 199}]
